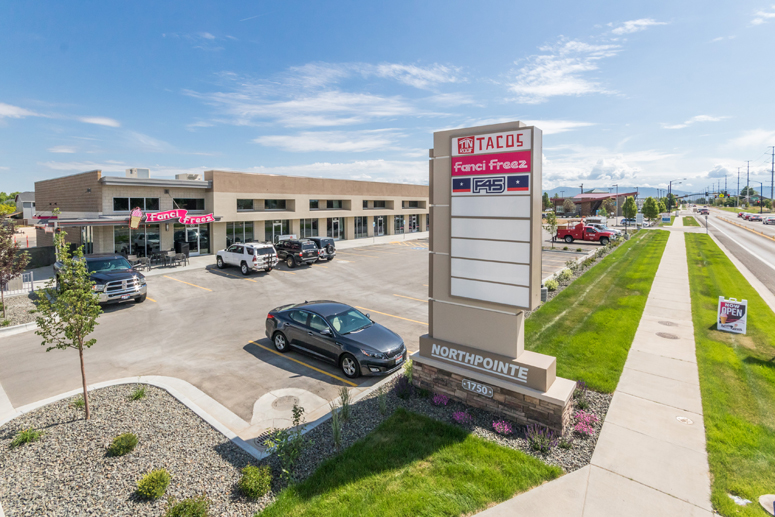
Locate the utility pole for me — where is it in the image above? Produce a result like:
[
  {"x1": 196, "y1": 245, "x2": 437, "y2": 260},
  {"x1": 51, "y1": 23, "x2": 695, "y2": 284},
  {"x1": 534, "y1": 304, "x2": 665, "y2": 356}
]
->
[
  {"x1": 771, "y1": 146, "x2": 774, "y2": 209},
  {"x1": 737, "y1": 167, "x2": 741, "y2": 208},
  {"x1": 747, "y1": 160, "x2": 751, "y2": 206},
  {"x1": 580, "y1": 183, "x2": 583, "y2": 217}
]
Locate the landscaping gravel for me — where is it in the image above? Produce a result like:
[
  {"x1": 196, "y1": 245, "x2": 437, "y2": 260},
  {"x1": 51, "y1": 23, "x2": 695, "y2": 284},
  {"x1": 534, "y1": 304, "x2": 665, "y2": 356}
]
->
[
  {"x1": 0, "y1": 293, "x2": 36, "y2": 327},
  {"x1": 0, "y1": 385, "x2": 267, "y2": 517}
]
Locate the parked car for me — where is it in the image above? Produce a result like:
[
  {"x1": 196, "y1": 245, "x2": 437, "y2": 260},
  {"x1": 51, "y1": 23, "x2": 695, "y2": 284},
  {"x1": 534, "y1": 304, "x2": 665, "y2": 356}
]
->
[
  {"x1": 749, "y1": 214, "x2": 763, "y2": 222},
  {"x1": 738, "y1": 212, "x2": 745, "y2": 218},
  {"x1": 556, "y1": 222, "x2": 616, "y2": 245},
  {"x1": 589, "y1": 223, "x2": 621, "y2": 236},
  {"x1": 216, "y1": 242, "x2": 278, "y2": 275},
  {"x1": 54, "y1": 253, "x2": 147, "y2": 304},
  {"x1": 742, "y1": 213, "x2": 752, "y2": 220},
  {"x1": 308, "y1": 237, "x2": 336, "y2": 261},
  {"x1": 763, "y1": 216, "x2": 775, "y2": 225},
  {"x1": 621, "y1": 218, "x2": 637, "y2": 226},
  {"x1": 265, "y1": 301, "x2": 406, "y2": 379},
  {"x1": 275, "y1": 238, "x2": 320, "y2": 268},
  {"x1": 698, "y1": 208, "x2": 709, "y2": 215}
]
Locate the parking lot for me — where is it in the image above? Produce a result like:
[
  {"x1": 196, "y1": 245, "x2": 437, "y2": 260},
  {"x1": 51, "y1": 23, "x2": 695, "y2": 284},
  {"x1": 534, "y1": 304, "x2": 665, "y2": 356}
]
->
[{"x1": 0, "y1": 238, "x2": 585, "y2": 439}]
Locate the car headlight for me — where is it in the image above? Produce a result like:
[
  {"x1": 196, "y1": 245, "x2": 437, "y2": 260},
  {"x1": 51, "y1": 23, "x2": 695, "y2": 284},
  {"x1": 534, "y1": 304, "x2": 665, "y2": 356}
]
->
[
  {"x1": 92, "y1": 284, "x2": 105, "y2": 292},
  {"x1": 360, "y1": 349, "x2": 386, "y2": 359},
  {"x1": 139, "y1": 278, "x2": 146, "y2": 286}
]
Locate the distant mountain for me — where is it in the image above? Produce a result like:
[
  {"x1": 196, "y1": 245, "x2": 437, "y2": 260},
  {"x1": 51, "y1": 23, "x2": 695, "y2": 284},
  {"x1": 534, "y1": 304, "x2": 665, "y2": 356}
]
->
[{"x1": 542, "y1": 186, "x2": 691, "y2": 199}]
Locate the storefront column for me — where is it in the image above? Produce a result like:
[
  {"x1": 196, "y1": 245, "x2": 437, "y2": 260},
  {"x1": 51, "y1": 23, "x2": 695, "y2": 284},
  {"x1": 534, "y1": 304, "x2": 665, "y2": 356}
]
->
[
  {"x1": 291, "y1": 219, "x2": 301, "y2": 237},
  {"x1": 367, "y1": 216, "x2": 375, "y2": 237},
  {"x1": 344, "y1": 217, "x2": 355, "y2": 240},
  {"x1": 387, "y1": 215, "x2": 395, "y2": 235},
  {"x1": 317, "y1": 218, "x2": 326, "y2": 238},
  {"x1": 211, "y1": 222, "x2": 227, "y2": 252},
  {"x1": 161, "y1": 223, "x2": 175, "y2": 252},
  {"x1": 420, "y1": 214, "x2": 427, "y2": 232}
]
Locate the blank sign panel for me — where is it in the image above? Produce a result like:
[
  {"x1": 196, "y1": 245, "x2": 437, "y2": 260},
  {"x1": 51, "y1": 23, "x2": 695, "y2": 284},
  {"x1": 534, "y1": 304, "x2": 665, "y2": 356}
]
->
[
  {"x1": 451, "y1": 196, "x2": 530, "y2": 218},
  {"x1": 451, "y1": 238, "x2": 530, "y2": 264},
  {"x1": 451, "y1": 218, "x2": 530, "y2": 241},
  {"x1": 450, "y1": 258, "x2": 530, "y2": 286},
  {"x1": 451, "y1": 278, "x2": 530, "y2": 307}
]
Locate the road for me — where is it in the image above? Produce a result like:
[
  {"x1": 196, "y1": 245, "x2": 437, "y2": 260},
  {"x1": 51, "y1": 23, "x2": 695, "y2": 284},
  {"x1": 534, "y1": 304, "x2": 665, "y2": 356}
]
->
[{"x1": 695, "y1": 208, "x2": 775, "y2": 298}]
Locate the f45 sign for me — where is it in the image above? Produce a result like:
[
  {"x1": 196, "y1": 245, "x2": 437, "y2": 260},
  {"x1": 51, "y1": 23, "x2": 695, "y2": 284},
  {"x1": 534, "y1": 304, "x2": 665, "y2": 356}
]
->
[{"x1": 473, "y1": 177, "x2": 505, "y2": 194}]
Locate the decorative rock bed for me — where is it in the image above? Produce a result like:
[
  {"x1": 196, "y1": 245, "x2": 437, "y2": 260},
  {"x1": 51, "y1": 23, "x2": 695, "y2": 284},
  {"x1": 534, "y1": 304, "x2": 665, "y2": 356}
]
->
[{"x1": 0, "y1": 293, "x2": 37, "y2": 327}]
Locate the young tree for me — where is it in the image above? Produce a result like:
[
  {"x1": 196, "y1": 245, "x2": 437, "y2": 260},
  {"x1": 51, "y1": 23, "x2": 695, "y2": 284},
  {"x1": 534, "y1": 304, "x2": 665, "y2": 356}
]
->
[
  {"x1": 622, "y1": 196, "x2": 637, "y2": 220},
  {"x1": 658, "y1": 200, "x2": 667, "y2": 214},
  {"x1": 642, "y1": 197, "x2": 659, "y2": 222},
  {"x1": 543, "y1": 211, "x2": 559, "y2": 249},
  {"x1": 562, "y1": 198, "x2": 576, "y2": 216},
  {"x1": 600, "y1": 198, "x2": 616, "y2": 217},
  {"x1": 0, "y1": 217, "x2": 29, "y2": 319},
  {"x1": 35, "y1": 229, "x2": 103, "y2": 420},
  {"x1": 542, "y1": 192, "x2": 550, "y2": 210}
]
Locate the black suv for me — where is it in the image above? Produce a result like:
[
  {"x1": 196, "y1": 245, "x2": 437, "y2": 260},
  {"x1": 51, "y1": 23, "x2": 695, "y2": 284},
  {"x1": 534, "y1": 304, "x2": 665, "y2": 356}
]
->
[
  {"x1": 308, "y1": 237, "x2": 336, "y2": 261},
  {"x1": 54, "y1": 253, "x2": 147, "y2": 304},
  {"x1": 275, "y1": 239, "x2": 320, "y2": 268}
]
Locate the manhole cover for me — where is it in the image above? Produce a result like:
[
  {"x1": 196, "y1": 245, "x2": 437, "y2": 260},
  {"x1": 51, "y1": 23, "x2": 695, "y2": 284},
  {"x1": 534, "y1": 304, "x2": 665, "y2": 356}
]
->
[
  {"x1": 272, "y1": 395, "x2": 300, "y2": 411},
  {"x1": 657, "y1": 332, "x2": 679, "y2": 340},
  {"x1": 676, "y1": 416, "x2": 694, "y2": 425},
  {"x1": 658, "y1": 321, "x2": 677, "y2": 327}
]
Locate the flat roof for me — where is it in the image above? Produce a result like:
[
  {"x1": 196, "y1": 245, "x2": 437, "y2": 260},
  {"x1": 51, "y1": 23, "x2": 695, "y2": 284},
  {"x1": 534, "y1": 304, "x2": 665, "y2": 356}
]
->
[{"x1": 99, "y1": 177, "x2": 211, "y2": 189}]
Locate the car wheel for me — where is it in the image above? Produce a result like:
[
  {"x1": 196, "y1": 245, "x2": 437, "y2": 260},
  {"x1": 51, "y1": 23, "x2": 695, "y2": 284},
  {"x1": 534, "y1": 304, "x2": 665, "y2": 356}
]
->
[
  {"x1": 341, "y1": 354, "x2": 360, "y2": 379},
  {"x1": 241, "y1": 262, "x2": 250, "y2": 276},
  {"x1": 286, "y1": 257, "x2": 296, "y2": 268},
  {"x1": 273, "y1": 332, "x2": 289, "y2": 352},
  {"x1": 266, "y1": 267, "x2": 272, "y2": 272},
  {"x1": 217, "y1": 257, "x2": 225, "y2": 269},
  {"x1": 600, "y1": 237, "x2": 609, "y2": 245},
  {"x1": 135, "y1": 294, "x2": 147, "y2": 303},
  {"x1": 564, "y1": 235, "x2": 573, "y2": 243}
]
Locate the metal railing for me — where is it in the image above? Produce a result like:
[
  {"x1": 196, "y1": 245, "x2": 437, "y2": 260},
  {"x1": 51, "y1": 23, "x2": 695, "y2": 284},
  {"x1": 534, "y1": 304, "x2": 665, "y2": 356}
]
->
[{"x1": 1, "y1": 271, "x2": 34, "y2": 295}]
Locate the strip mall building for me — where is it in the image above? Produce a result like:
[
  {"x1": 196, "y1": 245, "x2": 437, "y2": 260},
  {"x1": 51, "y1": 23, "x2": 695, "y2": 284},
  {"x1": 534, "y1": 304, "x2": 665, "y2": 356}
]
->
[{"x1": 34, "y1": 169, "x2": 429, "y2": 256}]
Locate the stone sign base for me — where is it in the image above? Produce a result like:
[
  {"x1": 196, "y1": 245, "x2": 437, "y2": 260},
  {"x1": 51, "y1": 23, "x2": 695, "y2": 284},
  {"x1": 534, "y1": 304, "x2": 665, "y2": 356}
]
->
[{"x1": 410, "y1": 352, "x2": 575, "y2": 433}]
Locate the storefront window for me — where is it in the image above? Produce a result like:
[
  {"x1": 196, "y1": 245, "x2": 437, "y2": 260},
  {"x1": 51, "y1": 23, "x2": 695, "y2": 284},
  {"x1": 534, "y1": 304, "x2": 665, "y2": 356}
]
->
[
  {"x1": 265, "y1": 220, "x2": 290, "y2": 242},
  {"x1": 113, "y1": 197, "x2": 160, "y2": 212},
  {"x1": 237, "y1": 199, "x2": 254, "y2": 211},
  {"x1": 173, "y1": 198, "x2": 205, "y2": 211},
  {"x1": 374, "y1": 200, "x2": 386, "y2": 208},
  {"x1": 113, "y1": 224, "x2": 161, "y2": 257},
  {"x1": 227, "y1": 221, "x2": 257, "y2": 246},
  {"x1": 265, "y1": 199, "x2": 287, "y2": 210},
  {"x1": 173, "y1": 223, "x2": 210, "y2": 255},
  {"x1": 114, "y1": 226, "x2": 130, "y2": 255},
  {"x1": 300, "y1": 218, "x2": 318, "y2": 238},
  {"x1": 394, "y1": 215, "x2": 405, "y2": 234},
  {"x1": 354, "y1": 216, "x2": 368, "y2": 239}
]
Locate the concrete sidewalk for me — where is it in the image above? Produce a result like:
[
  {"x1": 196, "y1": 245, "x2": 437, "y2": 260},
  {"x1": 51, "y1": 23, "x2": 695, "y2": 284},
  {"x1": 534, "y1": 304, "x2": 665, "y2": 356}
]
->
[{"x1": 476, "y1": 231, "x2": 713, "y2": 517}]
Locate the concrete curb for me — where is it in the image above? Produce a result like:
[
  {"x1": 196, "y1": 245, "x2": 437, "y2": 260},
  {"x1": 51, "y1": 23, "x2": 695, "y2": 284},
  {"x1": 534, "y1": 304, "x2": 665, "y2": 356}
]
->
[
  {"x1": 0, "y1": 376, "x2": 266, "y2": 462},
  {"x1": 0, "y1": 320, "x2": 38, "y2": 339}
]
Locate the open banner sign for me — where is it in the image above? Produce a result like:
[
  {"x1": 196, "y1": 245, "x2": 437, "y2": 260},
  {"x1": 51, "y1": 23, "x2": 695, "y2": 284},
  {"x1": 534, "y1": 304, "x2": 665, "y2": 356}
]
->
[{"x1": 717, "y1": 296, "x2": 747, "y2": 334}]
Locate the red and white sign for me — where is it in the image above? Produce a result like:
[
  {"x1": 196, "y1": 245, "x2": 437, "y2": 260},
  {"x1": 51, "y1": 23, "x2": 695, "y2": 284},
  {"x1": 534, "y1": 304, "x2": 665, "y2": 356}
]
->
[
  {"x1": 451, "y1": 151, "x2": 531, "y2": 176},
  {"x1": 452, "y1": 129, "x2": 532, "y2": 157},
  {"x1": 145, "y1": 209, "x2": 215, "y2": 225}
]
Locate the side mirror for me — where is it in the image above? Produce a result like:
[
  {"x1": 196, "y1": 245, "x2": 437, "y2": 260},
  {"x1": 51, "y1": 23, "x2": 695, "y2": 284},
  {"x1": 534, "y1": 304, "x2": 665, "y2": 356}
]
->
[
  {"x1": 321, "y1": 328, "x2": 332, "y2": 336},
  {"x1": 366, "y1": 313, "x2": 371, "y2": 320}
]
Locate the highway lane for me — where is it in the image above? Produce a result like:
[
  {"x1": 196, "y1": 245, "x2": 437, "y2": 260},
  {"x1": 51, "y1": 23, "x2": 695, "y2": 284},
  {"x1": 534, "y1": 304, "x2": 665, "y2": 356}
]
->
[{"x1": 697, "y1": 208, "x2": 775, "y2": 297}]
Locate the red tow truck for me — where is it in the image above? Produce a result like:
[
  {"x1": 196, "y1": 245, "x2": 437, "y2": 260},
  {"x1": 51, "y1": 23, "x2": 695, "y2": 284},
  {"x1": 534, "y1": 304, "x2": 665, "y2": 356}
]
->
[{"x1": 556, "y1": 222, "x2": 616, "y2": 245}]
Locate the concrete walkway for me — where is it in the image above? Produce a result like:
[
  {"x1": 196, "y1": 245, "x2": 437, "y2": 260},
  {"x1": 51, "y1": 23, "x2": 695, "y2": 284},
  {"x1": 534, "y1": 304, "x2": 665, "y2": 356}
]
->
[{"x1": 477, "y1": 231, "x2": 713, "y2": 516}]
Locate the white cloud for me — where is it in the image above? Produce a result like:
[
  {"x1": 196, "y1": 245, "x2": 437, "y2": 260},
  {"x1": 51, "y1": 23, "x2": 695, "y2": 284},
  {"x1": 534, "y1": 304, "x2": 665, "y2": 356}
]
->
[
  {"x1": 254, "y1": 129, "x2": 404, "y2": 153},
  {"x1": 124, "y1": 131, "x2": 174, "y2": 152},
  {"x1": 199, "y1": 32, "x2": 216, "y2": 40},
  {"x1": 446, "y1": 117, "x2": 595, "y2": 135},
  {"x1": 662, "y1": 114, "x2": 728, "y2": 129},
  {"x1": 0, "y1": 102, "x2": 40, "y2": 118},
  {"x1": 752, "y1": 6, "x2": 775, "y2": 25},
  {"x1": 244, "y1": 159, "x2": 428, "y2": 184},
  {"x1": 78, "y1": 116, "x2": 120, "y2": 127},
  {"x1": 610, "y1": 19, "x2": 668, "y2": 35},
  {"x1": 41, "y1": 160, "x2": 127, "y2": 173},
  {"x1": 729, "y1": 129, "x2": 775, "y2": 149},
  {"x1": 706, "y1": 164, "x2": 730, "y2": 178},
  {"x1": 48, "y1": 146, "x2": 76, "y2": 153},
  {"x1": 711, "y1": 35, "x2": 736, "y2": 42},
  {"x1": 186, "y1": 121, "x2": 214, "y2": 131},
  {"x1": 507, "y1": 39, "x2": 621, "y2": 104},
  {"x1": 288, "y1": 62, "x2": 464, "y2": 90}
]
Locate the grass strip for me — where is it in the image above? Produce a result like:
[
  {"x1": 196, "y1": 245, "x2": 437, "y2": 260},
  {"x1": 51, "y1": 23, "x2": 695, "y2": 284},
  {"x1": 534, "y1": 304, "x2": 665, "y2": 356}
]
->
[
  {"x1": 717, "y1": 206, "x2": 772, "y2": 215},
  {"x1": 683, "y1": 216, "x2": 700, "y2": 227},
  {"x1": 685, "y1": 234, "x2": 775, "y2": 516},
  {"x1": 525, "y1": 230, "x2": 668, "y2": 393},
  {"x1": 258, "y1": 409, "x2": 561, "y2": 517}
]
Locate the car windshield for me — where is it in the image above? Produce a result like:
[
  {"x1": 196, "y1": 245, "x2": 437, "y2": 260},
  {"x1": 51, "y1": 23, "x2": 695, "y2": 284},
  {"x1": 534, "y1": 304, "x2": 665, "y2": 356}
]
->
[
  {"x1": 327, "y1": 308, "x2": 372, "y2": 334},
  {"x1": 303, "y1": 243, "x2": 318, "y2": 250},
  {"x1": 256, "y1": 247, "x2": 275, "y2": 255},
  {"x1": 87, "y1": 257, "x2": 132, "y2": 273}
]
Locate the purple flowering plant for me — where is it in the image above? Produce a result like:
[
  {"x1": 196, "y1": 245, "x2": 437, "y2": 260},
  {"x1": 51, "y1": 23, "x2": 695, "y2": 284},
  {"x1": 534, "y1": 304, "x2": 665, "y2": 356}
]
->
[
  {"x1": 432, "y1": 393, "x2": 449, "y2": 406},
  {"x1": 452, "y1": 411, "x2": 473, "y2": 425},
  {"x1": 492, "y1": 420, "x2": 513, "y2": 435},
  {"x1": 573, "y1": 410, "x2": 599, "y2": 437}
]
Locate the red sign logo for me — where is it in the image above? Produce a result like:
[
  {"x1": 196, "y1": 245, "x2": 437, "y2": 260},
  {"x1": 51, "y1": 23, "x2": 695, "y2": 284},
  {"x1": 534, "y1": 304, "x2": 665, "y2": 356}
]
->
[
  {"x1": 457, "y1": 136, "x2": 475, "y2": 155},
  {"x1": 145, "y1": 209, "x2": 215, "y2": 225}
]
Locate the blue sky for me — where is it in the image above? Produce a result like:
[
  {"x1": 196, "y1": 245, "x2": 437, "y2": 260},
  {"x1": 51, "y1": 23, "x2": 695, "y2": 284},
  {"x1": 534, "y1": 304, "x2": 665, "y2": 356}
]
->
[{"x1": 1, "y1": 1, "x2": 774, "y2": 195}]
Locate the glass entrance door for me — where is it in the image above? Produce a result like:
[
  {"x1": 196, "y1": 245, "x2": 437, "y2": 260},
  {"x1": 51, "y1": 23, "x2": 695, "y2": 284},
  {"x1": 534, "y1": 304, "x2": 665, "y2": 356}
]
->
[
  {"x1": 376, "y1": 216, "x2": 384, "y2": 236},
  {"x1": 173, "y1": 223, "x2": 210, "y2": 255},
  {"x1": 266, "y1": 220, "x2": 289, "y2": 243},
  {"x1": 327, "y1": 217, "x2": 342, "y2": 240},
  {"x1": 409, "y1": 215, "x2": 418, "y2": 232}
]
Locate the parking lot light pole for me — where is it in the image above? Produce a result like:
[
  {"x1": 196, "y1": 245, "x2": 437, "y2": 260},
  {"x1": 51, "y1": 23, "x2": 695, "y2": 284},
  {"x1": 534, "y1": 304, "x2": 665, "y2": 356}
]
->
[{"x1": 668, "y1": 178, "x2": 686, "y2": 214}]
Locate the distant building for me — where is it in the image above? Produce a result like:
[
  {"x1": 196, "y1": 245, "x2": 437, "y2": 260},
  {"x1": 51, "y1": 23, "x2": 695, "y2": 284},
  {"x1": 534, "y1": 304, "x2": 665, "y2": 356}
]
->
[
  {"x1": 551, "y1": 190, "x2": 638, "y2": 217},
  {"x1": 15, "y1": 192, "x2": 35, "y2": 222}
]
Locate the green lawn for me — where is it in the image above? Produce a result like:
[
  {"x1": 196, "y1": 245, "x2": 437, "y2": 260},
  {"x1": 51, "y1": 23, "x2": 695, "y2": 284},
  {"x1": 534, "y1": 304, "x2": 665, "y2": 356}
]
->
[
  {"x1": 685, "y1": 234, "x2": 775, "y2": 516},
  {"x1": 717, "y1": 206, "x2": 772, "y2": 214},
  {"x1": 258, "y1": 409, "x2": 561, "y2": 517},
  {"x1": 683, "y1": 216, "x2": 700, "y2": 227},
  {"x1": 525, "y1": 230, "x2": 669, "y2": 392}
]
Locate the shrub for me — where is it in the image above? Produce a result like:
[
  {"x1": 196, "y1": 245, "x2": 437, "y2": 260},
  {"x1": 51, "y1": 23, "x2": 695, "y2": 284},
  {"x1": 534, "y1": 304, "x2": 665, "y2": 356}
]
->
[
  {"x1": 574, "y1": 380, "x2": 590, "y2": 409},
  {"x1": 417, "y1": 388, "x2": 431, "y2": 398},
  {"x1": 492, "y1": 420, "x2": 513, "y2": 435},
  {"x1": 338, "y1": 386, "x2": 351, "y2": 421},
  {"x1": 377, "y1": 386, "x2": 387, "y2": 415},
  {"x1": 573, "y1": 410, "x2": 599, "y2": 437},
  {"x1": 576, "y1": 397, "x2": 590, "y2": 410},
  {"x1": 10, "y1": 428, "x2": 42, "y2": 448},
  {"x1": 72, "y1": 396, "x2": 85, "y2": 409},
  {"x1": 108, "y1": 432, "x2": 138, "y2": 456},
  {"x1": 164, "y1": 495, "x2": 210, "y2": 517},
  {"x1": 329, "y1": 401, "x2": 343, "y2": 451},
  {"x1": 136, "y1": 469, "x2": 171, "y2": 499},
  {"x1": 558, "y1": 435, "x2": 574, "y2": 449},
  {"x1": 403, "y1": 358, "x2": 413, "y2": 384},
  {"x1": 526, "y1": 424, "x2": 557, "y2": 454},
  {"x1": 264, "y1": 403, "x2": 306, "y2": 482},
  {"x1": 395, "y1": 375, "x2": 413, "y2": 400},
  {"x1": 130, "y1": 386, "x2": 146, "y2": 401},
  {"x1": 452, "y1": 411, "x2": 473, "y2": 425},
  {"x1": 563, "y1": 246, "x2": 569, "y2": 251},
  {"x1": 545, "y1": 279, "x2": 559, "y2": 291},
  {"x1": 1, "y1": 319, "x2": 9, "y2": 327},
  {"x1": 238, "y1": 465, "x2": 271, "y2": 499},
  {"x1": 431, "y1": 393, "x2": 449, "y2": 406},
  {"x1": 564, "y1": 259, "x2": 578, "y2": 272},
  {"x1": 576, "y1": 248, "x2": 582, "y2": 252},
  {"x1": 558, "y1": 268, "x2": 573, "y2": 282}
]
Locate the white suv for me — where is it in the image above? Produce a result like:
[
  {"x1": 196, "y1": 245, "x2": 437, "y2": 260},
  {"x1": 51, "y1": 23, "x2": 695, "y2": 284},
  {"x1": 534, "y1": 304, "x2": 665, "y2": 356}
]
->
[{"x1": 216, "y1": 242, "x2": 279, "y2": 275}]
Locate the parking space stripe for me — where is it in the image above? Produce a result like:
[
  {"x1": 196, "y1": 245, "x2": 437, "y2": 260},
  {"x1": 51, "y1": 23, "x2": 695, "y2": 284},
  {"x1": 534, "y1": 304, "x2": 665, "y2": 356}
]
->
[
  {"x1": 146, "y1": 297, "x2": 157, "y2": 303},
  {"x1": 163, "y1": 275, "x2": 212, "y2": 291},
  {"x1": 338, "y1": 252, "x2": 379, "y2": 258},
  {"x1": 249, "y1": 341, "x2": 357, "y2": 387},
  {"x1": 274, "y1": 269, "x2": 296, "y2": 274},
  {"x1": 354, "y1": 306, "x2": 428, "y2": 325},
  {"x1": 211, "y1": 270, "x2": 258, "y2": 283},
  {"x1": 393, "y1": 294, "x2": 428, "y2": 303}
]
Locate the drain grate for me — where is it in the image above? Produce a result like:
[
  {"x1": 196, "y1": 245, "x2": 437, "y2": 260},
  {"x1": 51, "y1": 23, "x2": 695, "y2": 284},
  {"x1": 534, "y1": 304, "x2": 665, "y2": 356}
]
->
[
  {"x1": 251, "y1": 429, "x2": 277, "y2": 451},
  {"x1": 658, "y1": 320, "x2": 677, "y2": 327},
  {"x1": 676, "y1": 416, "x2": 694, "y2": 425},
  {"x1": 657, "y1": 332, "x2": 679, "y2": 340}
]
